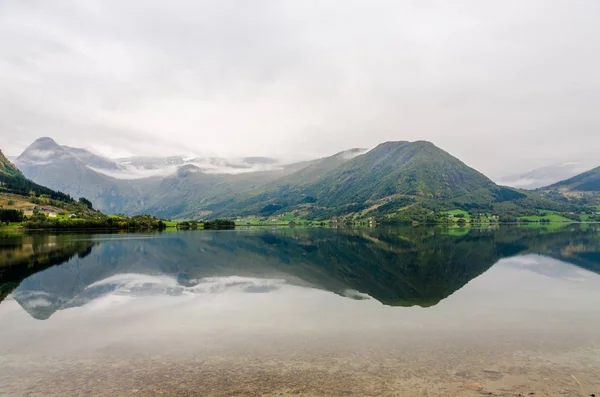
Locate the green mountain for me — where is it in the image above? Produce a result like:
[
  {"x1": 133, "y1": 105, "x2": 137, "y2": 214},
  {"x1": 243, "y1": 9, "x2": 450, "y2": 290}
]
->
[
  {"x1": 543, "y1": 166, "x2": 600, "y2": 192},
  {"x1": 305, "y1": 141, "x2": 497, "y2": 207},
  {"x1": 213, "y1": 141, "x2": 543, "y2": 219}
]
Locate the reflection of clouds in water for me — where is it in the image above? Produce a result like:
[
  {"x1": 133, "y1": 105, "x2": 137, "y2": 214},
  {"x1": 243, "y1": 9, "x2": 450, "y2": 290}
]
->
[
  {"x1": 12, "y1": 274, "x2": 293, "y2": 319},
  {"x1": 504, "y1": 254, "x2": 591, "y2": 282},
  {"x1": 11, "y1": 291, "x2": 54, "y2": 306},
  {"x1": 80, "y1": 274, "x2": 286, "y2": 306},
  {"x1": 22, "y1": 298, "x2": 53, "y2": 308},
  {"x1": 245, "y1": 285, "x2": 278, "y2": 293},
  {"x1": 340, "y1": 289, "x2": 372, "y2": 301}
]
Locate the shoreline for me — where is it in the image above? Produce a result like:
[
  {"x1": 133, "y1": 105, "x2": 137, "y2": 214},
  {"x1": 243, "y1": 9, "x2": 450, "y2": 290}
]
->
[{"x1": 2, "y1": 220, "x2": 598, "y2": 233}]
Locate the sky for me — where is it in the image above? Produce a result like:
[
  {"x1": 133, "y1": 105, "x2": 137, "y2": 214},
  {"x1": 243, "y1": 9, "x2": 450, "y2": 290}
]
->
[{"x1": 0, "y1": 0, "x2": 599, "y2": 177}]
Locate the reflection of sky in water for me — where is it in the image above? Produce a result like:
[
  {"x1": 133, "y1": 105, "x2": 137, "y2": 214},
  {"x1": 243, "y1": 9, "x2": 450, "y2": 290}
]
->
[
  {"x1": 2, "y1": 228, "x2": 600, "y2": 363},
  {"x1": 1, "y1": 254, "x2": 600, "y2": 360}
]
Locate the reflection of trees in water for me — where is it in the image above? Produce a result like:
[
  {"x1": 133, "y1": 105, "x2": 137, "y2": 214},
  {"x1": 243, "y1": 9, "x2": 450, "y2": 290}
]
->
[
  {"x1": 0, "y1": 234, "x2": 96, "y2": 303},
  {"x1": 3, "y1": 225, "x2": 600, "y2": 319}
]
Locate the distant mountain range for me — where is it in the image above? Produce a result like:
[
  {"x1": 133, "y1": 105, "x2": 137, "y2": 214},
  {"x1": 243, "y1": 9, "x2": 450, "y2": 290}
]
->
[
  {"x1": 10, "y1": 137, "x2": 596, "y2": 220},
  {"x1": 495, "y1": 161, "x2": 599, "y2": 190},
  {"x1": 542, "y1": 166, "x2": 600, "y2": 192}
]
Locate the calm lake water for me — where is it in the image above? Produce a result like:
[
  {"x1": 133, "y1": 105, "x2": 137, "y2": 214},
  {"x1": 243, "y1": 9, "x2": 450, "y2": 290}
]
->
[{"x1": 1, "y1": 225, "x2": 600, "y2": 396}]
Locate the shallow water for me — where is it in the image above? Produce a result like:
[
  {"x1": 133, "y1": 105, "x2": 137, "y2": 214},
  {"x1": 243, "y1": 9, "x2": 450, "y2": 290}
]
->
[{"x1": 1, "y1": 225, "x2": 600, "y2": 396}]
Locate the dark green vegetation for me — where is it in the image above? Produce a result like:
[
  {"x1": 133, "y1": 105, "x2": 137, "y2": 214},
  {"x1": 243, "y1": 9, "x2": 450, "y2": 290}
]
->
[
  {"x1": 14, "y1": 137, "x2": 597, "y2": 223},
  {"x1": 203, "y1": 219, "x2": 236, "y2": 229},
  {"x1": 174, "y1": 219, "x2": 236, "y2": 229},
  {"x1": 23, "y1": 214, "x2": 167, "y2": 231},
  {"x1": 0, "y1": 209, "x2": 24, "y2": 223},
  {"x1": 4, "y1": 225, "x2": 600, "y2": 318}
]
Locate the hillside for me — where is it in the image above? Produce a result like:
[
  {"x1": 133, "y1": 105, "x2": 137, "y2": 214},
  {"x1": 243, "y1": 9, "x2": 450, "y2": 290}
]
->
[
  {"x1": 0, "y1": 150, "x2": 23, "y2": 178},
  {"x1": 307, "y1": 141, "x2": 497, "y2": 206},
  {"x1": 496, "y1": 161, "x2": 598, "y2": 190},
  {"x1": 543, "y1": 166, "x2": 600, "y2": 192}
]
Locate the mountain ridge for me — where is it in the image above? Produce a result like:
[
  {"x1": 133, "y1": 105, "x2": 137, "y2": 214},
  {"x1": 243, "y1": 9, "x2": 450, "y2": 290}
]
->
[
  {"x1": 542, "y1": 166, "x2": 600, "y2": 192},
  {"x1": 13, "y1": 137, "x2": 587, "y2": 221},
  {"x1": 211, "y1": 140, "x2": 527, "y2": 219},
  {"x1": 496, "y1": 161, "x2": 598, "y2": 190}
]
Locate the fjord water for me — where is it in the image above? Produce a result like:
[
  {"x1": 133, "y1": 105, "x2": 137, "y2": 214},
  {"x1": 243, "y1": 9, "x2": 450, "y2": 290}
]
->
[{"x1": 1, "y1": 226, "x2": 600, "y2": 396}]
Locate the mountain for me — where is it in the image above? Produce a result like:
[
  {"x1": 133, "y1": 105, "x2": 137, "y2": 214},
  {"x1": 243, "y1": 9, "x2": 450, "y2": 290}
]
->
[
  {"x1": 214, "y1": 141, "x2": 532, "y2": 218},
  {"x1": 15, "y1": 137, "x2": 580, "y2": 220},
  {"x1": 543, "y1": 166, "x2": 600, "y2": 192},
  {"x1": 15, "y1": 138, "x2": 367, "y2": 217},
  {"x1": 307, "y1": 141, "x2": 497, "y2": 206},
  {"x1": 270, "y1": 148, "x2": 368, "y2": 186},
  {"x1": 0, "y1": 147, "x2": 73, "y2": 202},
  {"x1": 496, "y1": 161, "x2": 598, "y2": 190},
  {"x1": 17, "y1": 137, "x2": 120, "y2": 171},
  {"x1": 63, "y1": 146, "x2": 120, "y2": 170},
  {"x1": 16, "y1": 137, "x2": 137, "y2": 211}
]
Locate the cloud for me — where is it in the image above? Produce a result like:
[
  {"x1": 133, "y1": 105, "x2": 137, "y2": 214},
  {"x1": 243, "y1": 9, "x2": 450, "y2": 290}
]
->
[{"x1": 1, "y1": 0, "x2": 599, "y2": 176}]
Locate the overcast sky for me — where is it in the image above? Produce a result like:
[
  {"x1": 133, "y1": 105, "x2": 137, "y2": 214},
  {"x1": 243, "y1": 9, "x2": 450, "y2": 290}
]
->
[{"x1": 1, "y1": 1, "x2": 599, "y2": 176}]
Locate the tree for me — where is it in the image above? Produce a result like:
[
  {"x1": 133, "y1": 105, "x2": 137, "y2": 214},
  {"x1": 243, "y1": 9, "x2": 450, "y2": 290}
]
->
[
  {"x1": 0, "y1": 209, "x2": 23, "y2": 222},
  {"x1": 78, "y1": 197, "x2": 93, "y2": 210}
]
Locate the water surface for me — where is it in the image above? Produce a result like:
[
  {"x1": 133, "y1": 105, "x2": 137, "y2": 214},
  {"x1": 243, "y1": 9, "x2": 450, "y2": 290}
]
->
[{"x1": 1, "y1": 226, "x2": 600, "y2": 396}]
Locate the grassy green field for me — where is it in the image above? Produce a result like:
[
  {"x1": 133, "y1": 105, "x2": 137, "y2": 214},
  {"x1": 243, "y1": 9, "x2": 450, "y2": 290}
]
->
[
  {"x1": 234, "y1": 213, "x2": 329, "y2": 227},
  {"x1": 518, "y1": 214, "x2": 573, "y2": 222},
  {"x1": 440, "y1": 209, "x2": 474, "y2": 223},
  {"x1": 0, "y1": 222, "x2": 23, "y2": 230},
  {"x1": 442, "y1": 209, "x2": 470, "y2": 217}
]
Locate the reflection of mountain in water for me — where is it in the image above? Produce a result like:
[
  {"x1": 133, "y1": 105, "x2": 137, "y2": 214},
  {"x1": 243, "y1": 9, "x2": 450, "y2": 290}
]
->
[
  {"x1": 4, "y1": 225, "x2": 600, "y2": 320},
  {"x1": 0, "y1": 234, "x2": 95, "y2": 304}
]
